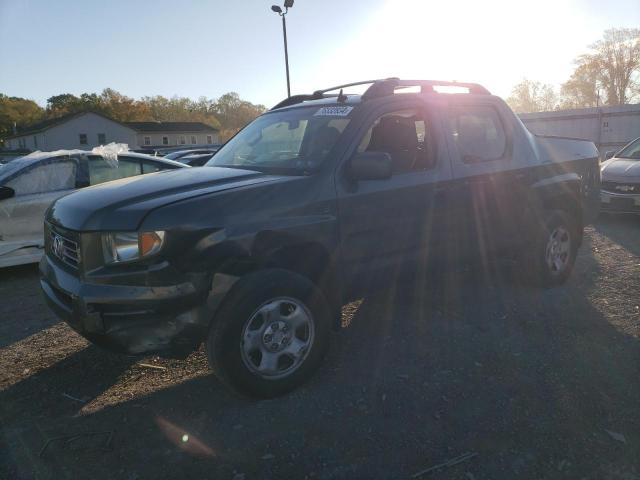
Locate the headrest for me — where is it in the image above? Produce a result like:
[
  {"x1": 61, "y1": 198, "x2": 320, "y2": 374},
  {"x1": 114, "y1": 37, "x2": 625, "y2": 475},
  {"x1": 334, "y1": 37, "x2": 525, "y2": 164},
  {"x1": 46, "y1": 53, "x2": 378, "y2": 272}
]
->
[{"x1": 368, "y1": 115, "x2": 418, "y2": 151}]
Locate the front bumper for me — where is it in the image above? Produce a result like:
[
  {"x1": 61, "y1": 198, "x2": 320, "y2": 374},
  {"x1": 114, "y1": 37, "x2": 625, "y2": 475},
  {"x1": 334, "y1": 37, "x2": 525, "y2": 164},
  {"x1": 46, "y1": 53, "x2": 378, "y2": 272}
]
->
[
  {"x1": 39, "y1": 254, "x2": 234, "y2": 357},
  {"x1": 600, "y1": 191, "x2": 640, "y2": 214}
]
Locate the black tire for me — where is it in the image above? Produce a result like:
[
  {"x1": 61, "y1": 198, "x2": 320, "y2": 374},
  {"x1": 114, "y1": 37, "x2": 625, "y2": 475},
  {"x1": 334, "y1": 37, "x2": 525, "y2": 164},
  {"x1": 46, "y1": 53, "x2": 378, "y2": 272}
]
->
[
  {"x1": 206, "y1": 269, "x2": 331, "y2": 398},
  {"x1": 522, "y1": 210, "x2": 578, "y2": 287}
]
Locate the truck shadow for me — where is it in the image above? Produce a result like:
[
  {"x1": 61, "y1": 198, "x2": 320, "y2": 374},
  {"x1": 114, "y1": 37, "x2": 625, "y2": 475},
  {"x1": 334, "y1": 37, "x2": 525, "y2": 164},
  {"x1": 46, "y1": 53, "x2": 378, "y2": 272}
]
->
[
  {"x1": 2, "y1": 234, "x2": 638, "y2": 479},
  {"x1": 0, "y1": 263, "x2": 59, "y2": 349},
  {"x1": 594, "y1": 214, "x2": 640, "y2": 257}
]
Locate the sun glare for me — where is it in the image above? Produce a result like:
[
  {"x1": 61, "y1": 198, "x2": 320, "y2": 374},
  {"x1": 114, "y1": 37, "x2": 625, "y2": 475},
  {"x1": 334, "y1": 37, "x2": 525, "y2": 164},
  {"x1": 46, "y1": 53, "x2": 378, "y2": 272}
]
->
[{"x1": 315, "y1": 0, "x2": 594, "y2": 99}]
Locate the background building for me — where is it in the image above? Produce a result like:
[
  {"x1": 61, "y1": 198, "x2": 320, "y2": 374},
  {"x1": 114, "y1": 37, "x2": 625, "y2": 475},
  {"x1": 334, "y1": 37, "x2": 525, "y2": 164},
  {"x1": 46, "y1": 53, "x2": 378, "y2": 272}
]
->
[
  {"x1": 520, "y1": 104, "x2": 640, "y2": 157},
  {"x1": 4, "y1": 111, "x2": 219, "y2": 151},
  {"x1": 125, "y1": 121, "x2": 219, "y2": 149}
]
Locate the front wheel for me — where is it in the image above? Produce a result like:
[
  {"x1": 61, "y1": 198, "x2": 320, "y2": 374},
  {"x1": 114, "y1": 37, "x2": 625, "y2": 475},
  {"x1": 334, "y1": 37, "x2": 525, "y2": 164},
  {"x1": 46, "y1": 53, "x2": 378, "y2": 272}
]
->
[
  {"x1": 206, "y1": 269, "x2": 331, "y2": 398},
  {"x1": 523, "y1": 210, "x2": 578, "y2": 287}
]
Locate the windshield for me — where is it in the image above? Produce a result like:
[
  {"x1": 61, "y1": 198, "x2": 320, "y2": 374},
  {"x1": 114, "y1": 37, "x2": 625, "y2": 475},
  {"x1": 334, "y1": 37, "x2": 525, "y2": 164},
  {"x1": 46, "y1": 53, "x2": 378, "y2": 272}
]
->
[
  {"x1": 616, "y1": 138, "x2": 640, "y2": 159},
  {"x1": 206, "y1": 107, "x2": 351, "y2": 173}
]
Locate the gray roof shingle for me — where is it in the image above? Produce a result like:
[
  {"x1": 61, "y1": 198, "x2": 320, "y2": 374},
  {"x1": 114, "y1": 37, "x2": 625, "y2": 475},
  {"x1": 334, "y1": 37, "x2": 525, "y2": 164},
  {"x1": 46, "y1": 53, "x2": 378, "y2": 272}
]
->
[
  {"x1": 125, "y1": 122, "x2": 218, "y2": 132},
  {"x1": 5, "y1": 111, "x2": 219, "y2": 139}
]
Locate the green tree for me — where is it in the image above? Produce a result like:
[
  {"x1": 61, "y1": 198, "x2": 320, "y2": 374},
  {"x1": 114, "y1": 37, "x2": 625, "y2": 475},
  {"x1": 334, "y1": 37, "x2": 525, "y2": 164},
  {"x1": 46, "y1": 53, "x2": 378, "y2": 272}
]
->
[
  {"x1": 0, "y1": 94, "x2": 45, "y2": 146},
  {"x1": 213, "y1": 92, "x2": 266, "y2": 140},
  {"x1": 46, "y1": 93, "x2": 83, "y2": 116}
]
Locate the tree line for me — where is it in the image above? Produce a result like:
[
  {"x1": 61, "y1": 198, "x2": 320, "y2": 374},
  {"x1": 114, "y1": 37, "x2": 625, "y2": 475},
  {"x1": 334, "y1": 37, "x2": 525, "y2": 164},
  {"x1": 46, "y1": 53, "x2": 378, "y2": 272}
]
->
[
  {"x1": 0, "y1": 90, "x2": 267, "y2": 147},
  {"x1": 507, "y1": 28, "x2": 640, "y2": 113}
]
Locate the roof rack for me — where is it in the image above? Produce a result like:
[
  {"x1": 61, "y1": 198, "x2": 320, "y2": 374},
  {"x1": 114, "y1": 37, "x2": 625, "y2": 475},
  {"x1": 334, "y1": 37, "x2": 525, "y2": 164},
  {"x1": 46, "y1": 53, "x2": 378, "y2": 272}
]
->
[
  {"x1": 364, "y1": 78, "x2": 491, "y2": 97},
  {"x1": 270, "y1": 78, "x2": 490, "y2": 110}
]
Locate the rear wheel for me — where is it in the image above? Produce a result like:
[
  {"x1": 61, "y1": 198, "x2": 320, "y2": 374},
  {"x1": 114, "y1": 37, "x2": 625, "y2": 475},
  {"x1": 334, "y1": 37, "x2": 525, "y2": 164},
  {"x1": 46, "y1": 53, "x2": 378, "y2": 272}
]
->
[
  {"x1": 206, "y1": 269, "x2": 331, "y2": 398},
  {"x1": 523, "y1": 210, "x2": 578, "y2": 287}
]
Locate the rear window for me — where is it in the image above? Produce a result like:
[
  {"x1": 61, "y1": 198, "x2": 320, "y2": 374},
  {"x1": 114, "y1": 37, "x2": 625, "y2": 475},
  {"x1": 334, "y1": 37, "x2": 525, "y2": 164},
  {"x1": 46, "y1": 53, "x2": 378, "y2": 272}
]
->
[{"x1": 448, "y1": 105, "x2": 507, "y2": 163}]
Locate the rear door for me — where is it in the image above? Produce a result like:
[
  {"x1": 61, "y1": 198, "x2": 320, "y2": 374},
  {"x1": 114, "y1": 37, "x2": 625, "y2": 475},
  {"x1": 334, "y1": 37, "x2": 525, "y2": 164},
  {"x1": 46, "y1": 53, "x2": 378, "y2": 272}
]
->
[
  {"x1": 443, "y1": 100, "x2": 530, "y2": 263},
  {"x1": 336, "y1": 99, "x2": 453, "y2": 290},
  {"x1": 0, "y1": 157, "x2": 80, "y2": 264}
]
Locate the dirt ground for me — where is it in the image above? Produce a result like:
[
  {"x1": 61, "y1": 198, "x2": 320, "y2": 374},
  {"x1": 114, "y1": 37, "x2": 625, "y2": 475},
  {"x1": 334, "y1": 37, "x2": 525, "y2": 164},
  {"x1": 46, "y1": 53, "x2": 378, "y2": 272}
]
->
[{"x1": 1, "y1": 215, "x2": 639, "y2": 480}]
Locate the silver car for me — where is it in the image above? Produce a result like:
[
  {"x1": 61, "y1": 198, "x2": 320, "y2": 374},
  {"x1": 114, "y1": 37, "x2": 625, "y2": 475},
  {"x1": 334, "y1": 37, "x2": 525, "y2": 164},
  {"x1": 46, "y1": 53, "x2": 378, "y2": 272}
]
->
[
  {"x1": 600, "y1": 136, "x2": 640, "y2": 215},
  {"x1": 0, "y1": 151, "x2": 186, "y2": 268}
]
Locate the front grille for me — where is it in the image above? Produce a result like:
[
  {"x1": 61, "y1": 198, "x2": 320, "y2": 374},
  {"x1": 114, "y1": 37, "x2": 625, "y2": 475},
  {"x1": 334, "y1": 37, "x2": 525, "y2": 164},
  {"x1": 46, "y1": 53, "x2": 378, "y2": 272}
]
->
[
  {"x1": 47, "y1": 225, "x2": 80, "y2": 269},
  {"x1": 602, "y1": 181, "x2": 640, "y2": 194},
  {"x1": 603, "y1": 197, "x2": 639, "y2": 211}
]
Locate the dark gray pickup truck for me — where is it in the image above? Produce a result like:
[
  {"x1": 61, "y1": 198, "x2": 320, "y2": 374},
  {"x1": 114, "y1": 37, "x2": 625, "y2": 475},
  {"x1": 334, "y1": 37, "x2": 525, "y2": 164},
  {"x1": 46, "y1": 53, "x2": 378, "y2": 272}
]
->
[{"x1": 40, "y1": 79, "x2": 600, "y2": 397}]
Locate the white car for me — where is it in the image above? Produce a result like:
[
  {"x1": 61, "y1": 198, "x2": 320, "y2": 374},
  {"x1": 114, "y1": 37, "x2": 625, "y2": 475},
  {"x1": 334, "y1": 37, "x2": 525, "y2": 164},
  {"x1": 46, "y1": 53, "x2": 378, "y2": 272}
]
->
[
  {"x1": 0, "y1": 149, "x2": 186, "y2": 267},
  {"x1": 600, "y1": 136, "x2": 640, "y2": 214}
]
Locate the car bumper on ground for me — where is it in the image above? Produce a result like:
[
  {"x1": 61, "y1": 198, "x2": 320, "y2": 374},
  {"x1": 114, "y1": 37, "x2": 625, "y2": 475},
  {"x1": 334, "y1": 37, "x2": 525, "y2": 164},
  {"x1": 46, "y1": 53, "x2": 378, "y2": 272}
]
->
[
  {"x1": 39, "y1": 254, "x2": 235, "y2": 357},
  {"x1": 600, "y1": 191, "x2": 640, "y2": 214}
]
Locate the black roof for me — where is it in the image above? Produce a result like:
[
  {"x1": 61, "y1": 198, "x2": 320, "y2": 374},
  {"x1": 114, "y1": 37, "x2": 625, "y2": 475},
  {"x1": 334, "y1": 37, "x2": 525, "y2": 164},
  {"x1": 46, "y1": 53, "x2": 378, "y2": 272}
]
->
[
  {"x1": 271, "y1": 78, "x2": 491, "y2": 111},
  {"x1": 125, "y1": 122, "x2": 218, "y2": 133},
  {"x1": 5, "y1": 111, "x2": 117, "y2": 139},
  {"x1": 5, "y1": 111, "x2": 218, "y2": 139}
]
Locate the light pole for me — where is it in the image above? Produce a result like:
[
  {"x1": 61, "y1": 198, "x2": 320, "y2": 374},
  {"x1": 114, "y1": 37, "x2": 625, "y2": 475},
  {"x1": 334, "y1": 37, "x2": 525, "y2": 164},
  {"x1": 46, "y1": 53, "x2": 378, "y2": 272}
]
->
[{"x1": 271, "y1": 0, "x2": 293, "y2": 98}]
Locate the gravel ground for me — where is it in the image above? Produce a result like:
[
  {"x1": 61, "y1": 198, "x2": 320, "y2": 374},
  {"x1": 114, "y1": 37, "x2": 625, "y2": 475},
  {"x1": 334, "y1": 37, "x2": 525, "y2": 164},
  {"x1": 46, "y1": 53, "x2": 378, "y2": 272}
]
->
[{"x1": 0, "y1": 215, "x2": 638, "y2": 480}]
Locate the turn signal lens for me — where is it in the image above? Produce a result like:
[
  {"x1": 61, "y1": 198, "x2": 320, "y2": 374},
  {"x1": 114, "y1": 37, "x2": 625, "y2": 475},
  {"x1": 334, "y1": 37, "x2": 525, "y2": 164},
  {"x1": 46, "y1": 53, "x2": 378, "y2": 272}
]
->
[
  {"x1": 102, "y1": 231, "x2": 165, "y2": 264},
  {"x1": 139, "y1": 231, "x2": 165, "y2": 257}
]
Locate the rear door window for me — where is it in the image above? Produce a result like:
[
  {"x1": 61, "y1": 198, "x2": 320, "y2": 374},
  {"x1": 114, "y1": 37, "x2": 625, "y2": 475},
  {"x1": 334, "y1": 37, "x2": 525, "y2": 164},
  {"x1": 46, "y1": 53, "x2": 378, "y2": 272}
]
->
[
  {"x1": 448, "y1": 105, "x2": 507, "y2": 163},
  {"x1": 88, "y1": 157, "x2": 142, "y2": 185}
]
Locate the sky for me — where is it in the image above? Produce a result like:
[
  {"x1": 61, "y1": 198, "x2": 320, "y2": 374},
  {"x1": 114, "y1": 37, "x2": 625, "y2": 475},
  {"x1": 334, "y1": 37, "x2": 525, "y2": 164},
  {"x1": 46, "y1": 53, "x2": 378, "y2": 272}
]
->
[{"x1": 1, "y1": 0, "x2": 639, "y2": 109}]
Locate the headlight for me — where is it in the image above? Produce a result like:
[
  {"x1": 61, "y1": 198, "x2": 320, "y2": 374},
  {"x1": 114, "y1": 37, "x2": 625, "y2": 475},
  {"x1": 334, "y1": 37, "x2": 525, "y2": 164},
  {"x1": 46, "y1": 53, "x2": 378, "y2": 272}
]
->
[{"x1": 102, "y1": 231, "x2": 165, "y2": 264}]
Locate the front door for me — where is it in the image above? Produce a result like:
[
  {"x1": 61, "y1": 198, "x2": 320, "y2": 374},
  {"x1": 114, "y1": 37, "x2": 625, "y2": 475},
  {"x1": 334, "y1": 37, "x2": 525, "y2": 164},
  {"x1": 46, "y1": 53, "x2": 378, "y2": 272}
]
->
[
  {"x1": 0, "y1": 158, "x2": 79, "y2": 266},
  {"x1": 336, "y1": 101, "x2": 452, "y2": 293}
]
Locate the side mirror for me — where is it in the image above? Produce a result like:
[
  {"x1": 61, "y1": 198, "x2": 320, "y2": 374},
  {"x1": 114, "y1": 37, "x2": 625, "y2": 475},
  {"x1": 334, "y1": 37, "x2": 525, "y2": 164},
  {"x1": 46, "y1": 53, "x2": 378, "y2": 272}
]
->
[
  {"x1": 349, "y1": 152, "x2": 393, "y2": 181},
  {"x1": 604, "y1": 150, "x2": 616, "y2": 160},
  {"x1": 0, "y1": 186, "x2": 15, "y2": 200}
]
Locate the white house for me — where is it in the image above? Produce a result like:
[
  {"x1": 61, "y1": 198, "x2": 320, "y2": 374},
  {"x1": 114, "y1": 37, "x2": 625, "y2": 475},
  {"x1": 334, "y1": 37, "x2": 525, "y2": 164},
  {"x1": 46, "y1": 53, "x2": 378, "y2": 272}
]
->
[{"x1": 4, "y1": 111, "x2": 219, "y2": 151}]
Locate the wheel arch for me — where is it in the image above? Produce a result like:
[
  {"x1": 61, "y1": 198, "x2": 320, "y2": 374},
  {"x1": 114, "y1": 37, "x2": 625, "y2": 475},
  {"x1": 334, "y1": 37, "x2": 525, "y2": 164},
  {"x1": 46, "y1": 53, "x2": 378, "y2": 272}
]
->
[{"x1": 196, "y1": 231, "x2": 342, "y2": 328}]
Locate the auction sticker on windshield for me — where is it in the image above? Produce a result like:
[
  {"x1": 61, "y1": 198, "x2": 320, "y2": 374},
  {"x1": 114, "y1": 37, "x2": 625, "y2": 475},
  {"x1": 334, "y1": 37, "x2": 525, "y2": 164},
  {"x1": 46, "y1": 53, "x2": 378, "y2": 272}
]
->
[{"x1": 314, "y1": 106, "x2": 354, "y2": 116}]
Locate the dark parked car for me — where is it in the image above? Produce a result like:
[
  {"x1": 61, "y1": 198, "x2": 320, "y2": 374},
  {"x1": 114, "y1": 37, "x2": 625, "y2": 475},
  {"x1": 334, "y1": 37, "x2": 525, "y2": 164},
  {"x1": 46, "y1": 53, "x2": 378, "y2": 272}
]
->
[
  {"x1": 163, "y1": 148, "x2": 220, "y2": 161},
  {"x1": 600, "y1": 136, "x2": 640, "y2": 214},
  {"x1": 175, "y1": 153, "x2": 216, "y2": 166},
  {"x1": 40, "y1": 79, "x2": 600, "y2": 397}
]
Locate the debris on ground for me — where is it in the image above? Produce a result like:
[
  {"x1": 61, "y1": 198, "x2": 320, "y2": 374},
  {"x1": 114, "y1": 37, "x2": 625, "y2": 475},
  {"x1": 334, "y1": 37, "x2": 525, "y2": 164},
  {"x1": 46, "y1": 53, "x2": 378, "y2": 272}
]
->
[
  {"x1": 138, "y1": 363, "x2": 167, "y2": 371},
  {"x1": 61, "y1": 393, "x2": 87, "y2": 403},
  {"x1": 411, "y1": 452, "x2": 478, "y2": 478},
  {"x1": 40, "y1": 431, "x2": 114, "y2": 457},
  {"x1": 604, "y1": 430, "x2": 627, "y2": 444}
]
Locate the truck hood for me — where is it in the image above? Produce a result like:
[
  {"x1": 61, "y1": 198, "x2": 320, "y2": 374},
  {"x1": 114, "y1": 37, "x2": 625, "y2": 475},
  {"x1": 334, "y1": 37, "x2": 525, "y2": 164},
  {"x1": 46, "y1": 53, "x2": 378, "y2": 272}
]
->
[
  {"x1": 601, "y1": 158, "x2": 640, "y2": 182},
  {"x1": 48, "y1": 167, "x2": 279, "y2": 231}
]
